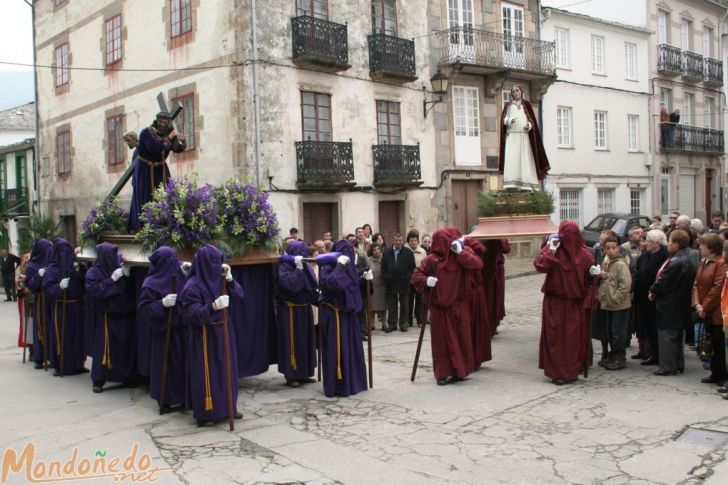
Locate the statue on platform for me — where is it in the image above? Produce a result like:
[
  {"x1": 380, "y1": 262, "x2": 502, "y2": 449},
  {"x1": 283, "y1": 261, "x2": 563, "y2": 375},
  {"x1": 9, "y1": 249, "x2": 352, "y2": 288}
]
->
[{"x1": 498, "y1": 85, "x2": 550, "y2": 191}]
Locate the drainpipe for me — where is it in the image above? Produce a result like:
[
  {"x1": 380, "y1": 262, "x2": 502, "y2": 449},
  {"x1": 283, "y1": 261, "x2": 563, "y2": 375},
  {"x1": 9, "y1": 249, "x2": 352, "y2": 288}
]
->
[
  {"x1": 537, "y1": 0, "x2": 545, "y2": 191},
  {"x1": 30, "y1": 2, "x2": 40, "y2": 218},
  {"x1": 251, "y1": 0, "x2": 261, "y2": 186}
]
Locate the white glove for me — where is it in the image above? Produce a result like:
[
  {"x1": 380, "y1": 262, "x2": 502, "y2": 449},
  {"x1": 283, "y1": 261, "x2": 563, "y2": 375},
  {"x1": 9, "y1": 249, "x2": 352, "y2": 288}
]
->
[
  {"x1": 222, "y1": 263, "x2": 233, "y2": 282},
  {"x1": 180, "y1": 262, "x2": 192, "y2": 274},
  {"x1": 589, "y1": 265, "x2": 601, "y2": 276},
  {"x1": 294, "y1": 255, "x2": 304, "y2": 270},
  {"x1": 162, "y1": 293, "x2": 177, "y2": 308},
  {"x1": 426, "y1": 276, "x2": 438, "y2": 287},
  {"x1": 73, "y1": 262, "x2": 80, "y2": 272},
  {"x1": 38, "y1": 268, "x2": 46, "y2": 278},
  {"x1": 122, "y1": 264, "x2": 131, "y2": 277},
  {"x1": 59, "y1": 278, "x2": 70, "y2": 290},
  {"x1": 525, "y1": 122, "x2": 532, "y2": 132},
  {"x1": 111, "y1": 268, "x2": 124, "y2": 281},
  {"x1": 337, "y1": 255, "x2": 350, "y2": 266},
  {"x1": 212, "y1": 295, "x2": 229, "y2": 311},
  {"x1": 451, "y1": 239, "x2": 463, "y2": 254},
  {"x1": 363, "y1": 269, "x2": 374, "y2": 281}
]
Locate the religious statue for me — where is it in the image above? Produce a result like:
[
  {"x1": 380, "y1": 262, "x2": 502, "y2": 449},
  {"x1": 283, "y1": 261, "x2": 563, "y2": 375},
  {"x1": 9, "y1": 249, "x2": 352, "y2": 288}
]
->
[{"x1": 498, "y1": 85, "x2": 550, "y2": 191}]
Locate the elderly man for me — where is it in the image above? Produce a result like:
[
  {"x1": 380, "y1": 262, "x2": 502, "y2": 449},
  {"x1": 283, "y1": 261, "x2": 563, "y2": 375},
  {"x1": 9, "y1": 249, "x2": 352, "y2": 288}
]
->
[
  {"x1": 621, "y1": 226, "x2": 644, "y2": 264},
  {"x1": 708, "y1": 211, "x2": 724, "y2": 233},
  {"x1": 381, "y1": 233, "x2": 416, "y2": 332},
  {"x1": 634, "y1": 230, "x2": 669, "y2": 366}
]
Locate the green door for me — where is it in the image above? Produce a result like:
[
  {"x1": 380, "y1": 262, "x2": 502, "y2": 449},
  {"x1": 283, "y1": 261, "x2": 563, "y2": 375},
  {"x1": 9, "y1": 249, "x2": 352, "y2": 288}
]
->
[{"x1": 15, "y1": 153, "x2": 27, "y2": 213}]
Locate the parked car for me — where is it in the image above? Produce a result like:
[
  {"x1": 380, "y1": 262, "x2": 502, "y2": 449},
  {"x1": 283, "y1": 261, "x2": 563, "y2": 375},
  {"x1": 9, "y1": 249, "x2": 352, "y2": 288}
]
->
[{"x1": 581, "y1": 213, "x2": 652, "y2": 247}]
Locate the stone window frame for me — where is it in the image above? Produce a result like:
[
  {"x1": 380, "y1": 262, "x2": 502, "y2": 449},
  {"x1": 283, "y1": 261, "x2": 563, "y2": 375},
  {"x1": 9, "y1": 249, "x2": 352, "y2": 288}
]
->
[
  {"x1": 104, "y1": 106, "x2": 126, "y2": 171},
  {"x1": 168, "y1": 84, "x2": 201, "y2": 162},
  {"x1": 104, "y1": 14, "x2": 123, "y2": 67},
  {"x1": 164, "y1": 0, "x2": 199, "y2": 50},
  {"x1": 53, "y1": 0, "x2": 69, "y2": 11},
  {"x1": 56, "y1": 125, "x2": 73, "y2": 177},
  {"x1": 53, "y1": 42, "x2": 71, "y2": 94}
]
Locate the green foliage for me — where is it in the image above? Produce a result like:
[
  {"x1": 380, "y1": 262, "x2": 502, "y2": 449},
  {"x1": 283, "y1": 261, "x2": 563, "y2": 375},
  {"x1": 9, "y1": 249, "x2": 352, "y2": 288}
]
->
[
  {"x1": 16, "y1": 214, "x2": 63, "y2": 254},
  {"x1": 477, "y1": 190, "x2": 555, "y2": 217}
]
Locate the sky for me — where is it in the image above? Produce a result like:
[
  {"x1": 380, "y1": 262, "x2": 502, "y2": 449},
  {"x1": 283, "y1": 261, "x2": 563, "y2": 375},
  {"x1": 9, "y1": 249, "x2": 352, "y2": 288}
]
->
[{"x1": 0, "y1": 0, "x2": 35, "y2": 111}]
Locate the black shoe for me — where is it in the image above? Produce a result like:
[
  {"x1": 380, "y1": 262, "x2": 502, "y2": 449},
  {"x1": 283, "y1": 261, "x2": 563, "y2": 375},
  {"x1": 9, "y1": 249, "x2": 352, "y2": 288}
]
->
[
  {"x1": 234, "y1": 411, "x2": 243, "y2": 420},
  {"x1": 53, "y1": 369, "x2": 61, "y2": 377},
  {"x1": 631, "y1": 353, "x2": 647, "y2": 360},
  {"x1": 653, "y1": 370, "x2": 677, "y2": 376},
  {"x1": 362, "y1": 335, "x2": 368, "y2": 342},
  {"x1": 436, "y1": 377, "x2": 448, "y2": 386},
  {"x1": 552, "y1": 378, "x2": 566, "y2": 385},
  {"x1": 640, "y1": 357, "x2": 658, "y2": 366},
  {"x1": 384, "y1": 327, "x2": 395, "y2": 333},
  {"x1": 197, "y1": 419, "x2": 215, "y2": 427},
  {"x1": 399, "y1": 326, "x2": 408, "y2": 333},
  {"x1": 448, "y1": 376, "x2": 464, "y2": 383},
  {"x1": 92, "y1": 382, "x2": 104, "y2": 393},
  {"x1": 34, "y1": 362, "x2": 43, "y2": 370}
]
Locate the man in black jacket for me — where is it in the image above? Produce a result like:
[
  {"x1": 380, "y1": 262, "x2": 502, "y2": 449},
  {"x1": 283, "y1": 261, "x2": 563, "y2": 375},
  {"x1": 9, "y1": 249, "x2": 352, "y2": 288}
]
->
[
  {"x1": 1, "y1": 248, "x2": 21, "y2": 301},
  {"x1": 381, "y1": 234, "x2": 416, "y2": 332}
]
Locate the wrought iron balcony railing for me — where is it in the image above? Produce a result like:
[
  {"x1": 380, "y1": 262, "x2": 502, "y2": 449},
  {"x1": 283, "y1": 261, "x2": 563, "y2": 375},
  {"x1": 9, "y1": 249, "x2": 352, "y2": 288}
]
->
[
  {"x1": 295, "y1": 140, "x2": 355, "y2": 188},
  {"x1": 681, "y1": 51, "x2": 704, "y2": 81},
  {"x1": 704, "y1": 57, "x2": 723, "y2": 86},
  {"x1": 291, "y1": 15, "x2": 350, "y2": 72},
  {"x1": 660, "y1": 123, "x2": 723, "y2": 154},
  {"x1": 372, "y1": 143, "x2": 422, "y2": 187},
  {"x1": 437, "y1": 27, "x2": 555, "y2": 76},
  {"x1": 368, "y1": 34, "x2": 417, "y2": 83},
  {"x1": 657, "y1": 44, "x2": 681, "y2": 75},
  {"x1": 0, "y1": 188, "x2": 29, "y2": 215}
]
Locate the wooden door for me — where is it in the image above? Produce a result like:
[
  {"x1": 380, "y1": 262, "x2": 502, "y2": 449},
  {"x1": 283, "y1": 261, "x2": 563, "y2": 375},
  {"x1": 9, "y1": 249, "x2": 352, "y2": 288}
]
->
[
  {"x1": 303, "y1": 203, "x2": 335, "y2": 243},
  {"x1": 452, "y1": 179, "x2": 481, "y2": 233},
  {"x1": 61, "y1": 215, "x2": 77, "y2": 248},
  {"x1": 378, "y1": 201, "x2": 401, "y2": 244}
]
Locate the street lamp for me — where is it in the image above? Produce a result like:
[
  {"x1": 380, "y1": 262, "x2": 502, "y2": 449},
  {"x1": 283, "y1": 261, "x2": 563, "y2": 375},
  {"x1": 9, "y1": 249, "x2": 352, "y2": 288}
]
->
[{"x1": 423, "y1": 69, "x2": 450, "y2": 119}]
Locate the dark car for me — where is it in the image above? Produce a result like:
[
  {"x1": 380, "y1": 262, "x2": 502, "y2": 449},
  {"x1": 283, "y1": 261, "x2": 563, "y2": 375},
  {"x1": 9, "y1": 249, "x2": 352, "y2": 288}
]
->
[{"x1": 581, "y1": 213, "x2": 652, "y2": 247}]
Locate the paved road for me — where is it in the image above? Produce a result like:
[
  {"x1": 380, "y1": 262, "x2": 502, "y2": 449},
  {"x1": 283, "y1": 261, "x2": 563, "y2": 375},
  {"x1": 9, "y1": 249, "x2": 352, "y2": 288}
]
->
[{"x1": 1, "y1": 268, "x2": 727, "y2": 484}]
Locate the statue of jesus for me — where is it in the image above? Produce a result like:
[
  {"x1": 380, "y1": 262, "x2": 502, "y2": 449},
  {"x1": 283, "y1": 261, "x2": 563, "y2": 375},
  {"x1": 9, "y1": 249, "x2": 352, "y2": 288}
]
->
[{"x1": 498, "y1": 85, "x2": 550, "y2": 191}]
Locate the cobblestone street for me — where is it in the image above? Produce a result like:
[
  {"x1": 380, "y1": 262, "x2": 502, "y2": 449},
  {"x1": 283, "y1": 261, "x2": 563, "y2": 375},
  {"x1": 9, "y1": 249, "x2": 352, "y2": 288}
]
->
[{"x1": 2, "y1": 261, "x2": 728, "y2": 484}]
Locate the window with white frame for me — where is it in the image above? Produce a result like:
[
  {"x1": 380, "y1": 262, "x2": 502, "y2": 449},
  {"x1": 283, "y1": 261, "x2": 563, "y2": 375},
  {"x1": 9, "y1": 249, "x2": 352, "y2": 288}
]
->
[
  {"x1": 597, "y1": 188, "x2": 615, "y2": 214},
  {"x1": 630, "y1": 189, "x2": 643, "y2": 215},
  {"x1": 554, "y1": 27, "x2": 569, "y2": 69},
  {"x1": 594, "y1": 111, "x2": 607, "y2": 149},
  {"x1": 658, "y1": 10, "x2": 668, "y2": 45},
  {"x1": 704, "y1": 96, "x2": 714, "y2": 129},
  {"x1": 660, "y1": 167, "x2": 670, "y2": 215},
  {"x1": 703, "y1": 26, "x2": 713, "y2": 57},
  {"x1": 560, "y1": 189, "x2": 582, "y2": 224},
  {"x1": 627, "y1": 114, "x2": 639, "y2": 151},
  {"x1": 591, "y1": 35, "x2": 605, "y2": 74},
  {"x1": 681, "y1": 19, "x2": 692, "y2": 50},
  {"x1": 556, "y1": 106, "x2": 572, "y2": 148},
  {"x1": 659, "y1": 88, "x2": 672, "y2": 112},
  {"x1": 624, "y1": 42, "x2": 637, "y2": 79},
  {"x1": 682, "y1": 93, "x2": 694, "y2": 125}
]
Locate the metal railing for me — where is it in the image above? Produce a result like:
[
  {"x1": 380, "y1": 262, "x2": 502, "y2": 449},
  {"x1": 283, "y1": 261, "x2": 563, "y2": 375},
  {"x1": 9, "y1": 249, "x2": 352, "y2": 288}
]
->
[
  {"x1": 0, "y1": 188, "x2": 29, "y2": 214},
  {"x1": 372, "y1": 143, "x2": 421, "y2": 185},
  {"x1": 295, "y1": 140, "x2": 354, "y2": 185},
  {"x1": 657, "y1": 44, "x2": 681, "y2": 74},
  {"x1": 368, "y1": 34, "x2": 417, "y2": 81},
  {"x1": 704, "y1": 57, "x2": 723, "y2": 85},
  {"x1": 291, "y1": 15, "x2": 349, "y2": 68},
  {"x1": 437, "y1": 27, "x2": 555, "y2": 76},
  {"x1": 659, "y1": 123, "x2": 723, "y2": 154},
  {"x1": 681, "y1": 51, "x2": 704, "y2": 80}
]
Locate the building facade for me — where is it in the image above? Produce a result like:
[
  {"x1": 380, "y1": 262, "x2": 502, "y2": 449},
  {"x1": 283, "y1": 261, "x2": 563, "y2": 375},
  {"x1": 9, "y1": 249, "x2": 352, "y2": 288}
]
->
[{"x1": 541, "y1": 8, "x2": 652, "y2": 227}]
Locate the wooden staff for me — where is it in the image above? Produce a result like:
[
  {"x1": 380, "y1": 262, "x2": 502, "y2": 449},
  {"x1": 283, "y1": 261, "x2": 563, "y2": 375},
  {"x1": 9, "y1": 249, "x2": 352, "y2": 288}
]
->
[
  {"x1": 316, "y1": 321, "x2": 322, "y2": 382},
  {"x1": 365, "y1": 280, "x2": 373, "y2": 388},
  {"x1": 411, "y1": 259, "x2": 438, "y2": 382},
  {"x1": 21, "y1": 297, "x2": 29, "y2": 363},
  {"x1": 59, "y1": 287, "x2": 68, "y2": 377},
  {"x1": 41, "y1": 291, "x2": 48, "y2": 371},
  {"x1": 221, "y1": 278, "x2": 235, "y2": 432},
  {"x1": 158, "y1": 276, "x2": 176, "y2": 415}
]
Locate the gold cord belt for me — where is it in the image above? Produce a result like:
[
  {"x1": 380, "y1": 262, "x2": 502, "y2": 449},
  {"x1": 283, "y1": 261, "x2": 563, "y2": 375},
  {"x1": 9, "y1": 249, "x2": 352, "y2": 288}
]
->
[{"x1": 322, "y1": 302, "x2": 343, "y2": 380}]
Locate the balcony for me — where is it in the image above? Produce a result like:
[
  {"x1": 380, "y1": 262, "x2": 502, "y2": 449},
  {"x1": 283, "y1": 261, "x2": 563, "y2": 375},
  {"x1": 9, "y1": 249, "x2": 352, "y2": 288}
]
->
[
  {"x1": 372, "y1": 143, "x2": 423, "y2": 188},
  {"x1": 368, "y1": 34, "x2": 417, "y2": 84},
  {"x1": 0, "y1": 188, "x2": 29, "y2": 216},
  {"x1": 291, "y1": 15, "x2": 350, "y2": 73},
  {"x1": 660, "y1": 123, "x2": 723, "y2": 155},
  {"x1": 681, "y1": 51, "x2": 704, "y2": 81},
  {"x1": 295, "y1": 140, "x2": 355, "y2": 190},
  {"x1": 436, "y1": 27, "x2": 555, "y2": 79},
  {"x1": 657, "y1": 44, "x2": 681, "y2": 76},
  {"x1": 704, "y1": 57, "x2": 723, "y2": 86}
]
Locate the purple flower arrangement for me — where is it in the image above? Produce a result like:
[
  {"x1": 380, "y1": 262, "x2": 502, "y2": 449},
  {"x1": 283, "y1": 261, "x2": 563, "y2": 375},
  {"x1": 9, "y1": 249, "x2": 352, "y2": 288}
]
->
[
  {"x1": 135, "y1": 175, "x2": 220, "y2": 253},
  {"x1": 80, "y1": 197, "x2": 129, "y2": 248}
]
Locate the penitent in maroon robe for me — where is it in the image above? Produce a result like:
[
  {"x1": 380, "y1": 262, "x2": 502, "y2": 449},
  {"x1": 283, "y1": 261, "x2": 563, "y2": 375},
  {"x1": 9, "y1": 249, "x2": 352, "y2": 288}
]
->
[
  {"x1": 483, "y1": 239, "x2": 511, "y2": 336},
  {"x1": 463, "y1": 238, "x2": 492, "y2": 368},
  {"x1": 533, "y1": 221, "x2": 592, "y2": 382},
  {"x1": 412, "y1": 227, "x2": 482, "y2": 380}
]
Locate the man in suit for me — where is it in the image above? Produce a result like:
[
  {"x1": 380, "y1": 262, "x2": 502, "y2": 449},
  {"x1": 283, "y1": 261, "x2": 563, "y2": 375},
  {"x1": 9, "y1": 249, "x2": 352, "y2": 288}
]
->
[
  {"x1": 381, "y1": 234, "x2": 416, "y2": 332},
  {"x1": 1, "y1": 248, "x2": 21, "y2": 301}
]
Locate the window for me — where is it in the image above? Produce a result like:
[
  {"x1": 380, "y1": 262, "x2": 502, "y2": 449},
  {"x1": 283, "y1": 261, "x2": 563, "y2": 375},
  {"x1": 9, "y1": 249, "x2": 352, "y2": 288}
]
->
[
  {"x1": 301, "y1": 91, "x2": 332, "y2": 141},
  {"x1": 16, "y1": 154, "x2": 27, "y2": 194},
  {"x1": 56, "y1": 131, "x2": 71, "y2": 174},
  {"x1": 371, "y1": 0, "x2": 396, "y2": 36},
  {"x1": 627, "y1": 114, "x2": 639, "y2": 151},
  {"x1": 556, "y1": 106, "x2": 572, "y2": 148},
  {"x1": 560, "y1": 189, "x2": 581, "y2": 225},
  {"x1": 682, "y1": 93, "x2": 694, "y2": 125},
  {"x1": 660, "y1": 167, "x2": 670, "y2": 215},
  {"x1": 597, "y1": 188, "x2": 615, "y2": 214},
  {"x1": 658, "y1": 10, "x2": 668, "y2": 45},
  {"x1": 0, "y1": 158, "x2": 6, "y2": 199},
  {"x1": 296, "y1": 0, "x2": 328, "y2": 19},
  {"x1": 704, "y1": 96, "x2": 714, "y2": 129},
  {"x1": 591, "y1": 35, "x2": 605, "y2": 74},
  {"x1": 554, "y1": 27, "x2": 570, "y2": 69},
  {"x1": 703, "y1": 27, "x2": 713, "y2": 57},
  {"x1": 105, "y1": 15, "x2": 122, "y2": 65},
  {"x1": 170, "y1": 0, "x2": 192, "y2": 38},
  {"x1": 106, "y1": 115, "x2": 124, "y2": 165},
  {"x1": 594, "y1": 111, "x2": 607, "y2": 149},
  {"x1": 624, "y1": 42, "x2": 636, "y2": 79},
  {"x1": 630, "y1": 189, "x2": 643, "y2": 215},
  {"x1": 376, "y1": 101, "x2": 401, "y2": 145},
  {"x1": 681, "y1": 19, "x2": 692, "y2": 50},
  {"x1": 54, "y1": 44, "x2": 69, "y2": 87},
  {"x1": 502, "y1": 3, "x2": 524, "y2": 64},
  {"x1": 53, "y1": 0, "x2": 68, "y2": 8},
  {"x1": 660, "y1": 88, "x2": 672, "y2": 112},
  {"x1": 172, "y1": 93, "x2": 196, "y2": 150},
  {"x1": 453, "y1": 86, "x2": 479, "y2": 137},
  {"x1": 502, "y1": 89, "x2": 512, "y2": 105}
]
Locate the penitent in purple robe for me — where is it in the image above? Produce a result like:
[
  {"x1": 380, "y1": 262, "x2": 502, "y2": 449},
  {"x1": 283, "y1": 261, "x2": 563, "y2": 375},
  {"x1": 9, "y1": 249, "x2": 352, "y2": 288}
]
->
[
  {"x1": 44, "y1": 238, "x2": 87, "y2": 375},
  {"x1": 277, "y1": 240, "x2": 318, "y2": 381},
  {"x1": 318, "y1": 240, "x2": 368, "y2": 398},
  {"x1": 85, "y1": 242, "x2": 137, "y2": 385},
  {"x1": 180, "y1": 245, "x2": 244, "y2": 421},
  {"x1": 25, "y1": 239, "x2": 53, "y2": 366},
  {"x1": 132, "y1": 267, "x2": 152, "y2": 377},
  {"x1": 138, "y1": 246, "x2": 187, "y2": 407}
]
